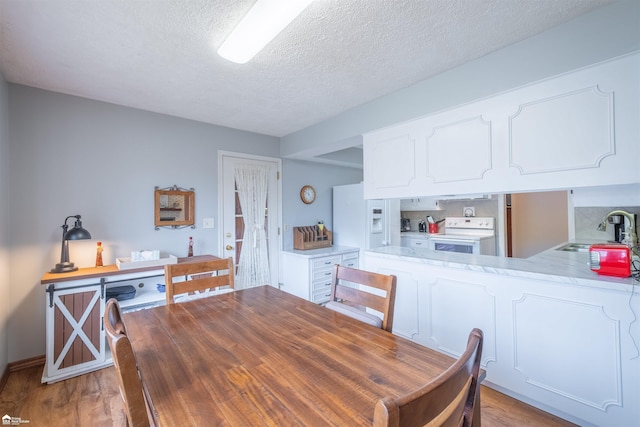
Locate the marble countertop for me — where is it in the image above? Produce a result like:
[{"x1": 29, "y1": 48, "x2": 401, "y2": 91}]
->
[
  {"x1": 282, "y1": 245, "x2": 360, "y2": 258},
  {"x1": 400, "y1": 231, "x2": 434, "y2": 238},
  {"x1": 366, "y1": 242, "x2": 638, "y2": 292}
]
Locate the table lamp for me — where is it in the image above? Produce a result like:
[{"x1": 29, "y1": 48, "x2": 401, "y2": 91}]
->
[{"x1": 50, "y1": 215, "x2": 92, "y2": 273}]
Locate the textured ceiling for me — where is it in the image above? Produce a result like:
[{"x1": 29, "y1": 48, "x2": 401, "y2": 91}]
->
[{"x1": 0, "y1": 0, "x2": 612, "y2": 138}]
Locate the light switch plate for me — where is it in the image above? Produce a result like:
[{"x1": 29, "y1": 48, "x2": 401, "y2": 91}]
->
[{"x1": 203, "y1": 218, "x2": 215, "y2": 229}]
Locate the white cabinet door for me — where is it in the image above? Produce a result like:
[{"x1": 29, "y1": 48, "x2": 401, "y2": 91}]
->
[
  {"x1": 400, "y1": 237, "x2": 429, "y2": 249},
  {"x1": 400, "y1": 198, "x2": 439, "y2": 211}
]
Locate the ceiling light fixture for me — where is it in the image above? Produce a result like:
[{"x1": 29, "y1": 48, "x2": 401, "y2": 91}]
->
[{"x1": 217, "y1": 0, "x2": 314, "y2": 64}]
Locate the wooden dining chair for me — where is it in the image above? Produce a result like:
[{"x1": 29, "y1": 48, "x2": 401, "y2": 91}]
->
[
  {"x1": 373, "y1": 328, "x2": 484, "y2": 427},
  {"x1": 164, "y1": 257, "x2": 235, "y2": 304},
  {"x1": 325, "y1": 264, "x2": 397, "y2": 332},
  {"x1": 104, "y1": 298, "x2": 154, "y2": 427}
]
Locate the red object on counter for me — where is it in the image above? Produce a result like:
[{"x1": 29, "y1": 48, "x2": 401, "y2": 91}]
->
[
  {"x1": 589, "y1": 244, "x2": 631, "y2": 277},
  {"x1": 428, "y1": 223, "x2": 439, "y2": 234}
]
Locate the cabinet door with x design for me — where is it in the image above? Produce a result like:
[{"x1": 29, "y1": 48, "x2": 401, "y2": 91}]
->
[{"x1": 44, "y1": 282, "x2": 105, "y2": 383}]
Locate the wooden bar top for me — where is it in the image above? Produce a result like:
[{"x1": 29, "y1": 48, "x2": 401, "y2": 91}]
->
[
  {"x1": 41, "y1": 254, "x2": 219, "y2": 284},
  {"x1": 124, "y1": 285, "x2": 477, "y2": 426}
]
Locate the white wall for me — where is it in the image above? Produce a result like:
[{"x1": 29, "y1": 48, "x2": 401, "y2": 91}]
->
[
  {"x1": 281, "y1": 1, "x2": 640, "y2": 159},
  {"x1": 0, "y1": 67, "x2": 9, "y2": 374}
]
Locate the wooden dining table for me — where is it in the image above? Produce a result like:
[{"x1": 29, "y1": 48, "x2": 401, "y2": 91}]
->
[{"x1": 124, "y1": 285, "x2": 482, "y2": 426}]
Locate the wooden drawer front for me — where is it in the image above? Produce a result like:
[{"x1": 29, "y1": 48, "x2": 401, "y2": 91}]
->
[{"x1": 311, "y1": 256, "x2": 340, "y2": 271}]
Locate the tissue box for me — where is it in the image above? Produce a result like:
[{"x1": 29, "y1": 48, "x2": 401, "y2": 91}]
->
[
  {"x1": 116, "y1": 254, "x2": 178, "y2": 270},
  {"x1": 131, "y1": 250, "x2": 160, "y2": 262}
]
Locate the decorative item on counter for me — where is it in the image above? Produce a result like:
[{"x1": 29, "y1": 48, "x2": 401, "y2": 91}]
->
[
  {"x1": 317, "y1": 220, "x2": 324, "y2": 233},
  {"x1": 427, "y1": 216, "x2": 445, "y2": 234},
  {"x1": 95, "y1": 242, "x2": 103, "y2": 267},
  {"x1": 116, "y1": 253, "x2": 177, "y2": 270},
  {"x1": 188, "y1": 236, "x2": 194, "y2": 257},
  {"x1": 131, "y1": 249, "x2": 160, "y2": 262},
  {"x1": 293, "y1": 225, "x2": 332, "y2": 250}
]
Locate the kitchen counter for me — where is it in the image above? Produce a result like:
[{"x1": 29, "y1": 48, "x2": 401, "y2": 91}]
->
[
  {"x1": 282, "y1": 245, "x2": 360, "y2": 258},
  {"x1": 400, "y1": 231, "x2": 435, "y2": 238},
  {"x1": 363, "y1": 242, "x2": 639, "y2": 426},
  {"x1": 367, "y1": 241, "x2": 638, "y2": 292}
]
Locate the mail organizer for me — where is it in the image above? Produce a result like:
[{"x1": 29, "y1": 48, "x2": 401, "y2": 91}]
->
[{"x1": 293, "y1": 226, "x2": 332, "y2": 250}]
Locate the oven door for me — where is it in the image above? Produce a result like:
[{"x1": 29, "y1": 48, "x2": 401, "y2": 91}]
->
[{"x1": 429, "y1": 238, "x2": 478, "y2": 254}]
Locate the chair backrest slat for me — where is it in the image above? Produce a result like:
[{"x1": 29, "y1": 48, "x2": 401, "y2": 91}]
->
[
  {"x1": 164, "y1": 257, "x2": 234, "y2": 304},
  {"x1": 329, "y1": 265, "x2": 397, "y2": 332}
]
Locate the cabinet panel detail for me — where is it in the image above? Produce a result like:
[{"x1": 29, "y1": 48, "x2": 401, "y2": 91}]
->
[
  {"x1": 426, "y1": 116, "x2": 492, "y2": 183},
  {"x1": 513, "y1": 293, "x2": 621, "y2": 410},
  {"x1": 386, "y1": 268, "x2": 420, "y2": 340},
  {"x1": 428, "y1": 277, "x2": 496, "y2": 366},
  {"x1": 509, "y1": 86, "x2": 614, "y2": 174},
  {"x1": 50, "y1": 287, "x2": 102, "y2": 372},
  {"x1": 367, "y1": 134, "x2": 416, "y2": 189}
]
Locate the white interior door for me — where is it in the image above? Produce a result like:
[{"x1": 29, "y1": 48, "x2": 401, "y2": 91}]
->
[{"x1": 219, "y1": 152, "x2": 281, "y2": 287}]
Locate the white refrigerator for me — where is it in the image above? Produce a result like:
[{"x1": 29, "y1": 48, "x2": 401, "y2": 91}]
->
[{"x1": 332, "y1": 183, "x2": 400, "y2": 259}]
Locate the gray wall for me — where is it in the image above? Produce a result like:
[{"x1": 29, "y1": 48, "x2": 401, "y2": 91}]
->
[
  {"x1": 7, "y1": 85, "x2": 278, "y2": 360},
  {"x1": 281, "y1": 159, "x2": 362, "y2": 250},
  {"x1": 0, "y1": 68, "x2": 8, "y2": 374},
  {"x1": 281, "y1": 1, "x2": 640, "y2": 158},
  {"x1": 5, "y1": 85, "x2": 361, "y2": 363}
]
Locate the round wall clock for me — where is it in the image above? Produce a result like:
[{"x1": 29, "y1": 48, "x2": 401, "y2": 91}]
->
[{"x1": 300, "y1": 185, "x2": 316, "y2": 204}]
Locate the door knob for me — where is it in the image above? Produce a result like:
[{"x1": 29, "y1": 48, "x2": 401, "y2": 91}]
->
[{"x1": 225, "y1": 245, "x2": 234, "y2": 250}]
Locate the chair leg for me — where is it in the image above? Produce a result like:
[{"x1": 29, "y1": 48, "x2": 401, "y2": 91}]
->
[{"x1": 472, "y1": 388, "x2": 481, "y2": 427}]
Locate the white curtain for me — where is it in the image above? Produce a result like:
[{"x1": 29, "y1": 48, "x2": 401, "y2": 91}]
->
[{"x1": 234, "y1": 164, "x2": 271, "y2": 289}]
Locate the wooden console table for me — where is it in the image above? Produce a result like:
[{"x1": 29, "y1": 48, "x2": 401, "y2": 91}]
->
[{"x1": 41, "y1": 254, "x2": 218, "y2": 383}]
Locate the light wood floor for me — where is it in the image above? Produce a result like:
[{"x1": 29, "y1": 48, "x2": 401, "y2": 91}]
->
[{"x1": 1, "y1": 365, "x2": 576, "y2": 426}]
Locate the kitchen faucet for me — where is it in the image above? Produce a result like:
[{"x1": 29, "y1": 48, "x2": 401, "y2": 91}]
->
[{"x1": 597, "y1": 209, "x2": 637, "y2": 249}]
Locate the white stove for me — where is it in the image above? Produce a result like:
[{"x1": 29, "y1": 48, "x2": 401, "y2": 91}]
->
[{"x1": 428, "y1": 217, "x2": 496, "y2": 255}]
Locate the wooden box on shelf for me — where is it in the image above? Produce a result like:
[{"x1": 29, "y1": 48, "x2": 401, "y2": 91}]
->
[{"x1": 293, "y1": 226, "x2": 332, "y2": 250}]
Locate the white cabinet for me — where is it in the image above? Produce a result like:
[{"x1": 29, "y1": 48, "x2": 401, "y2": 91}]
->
[
  {"x1": 400, "y1": 234, "x2": 429, "y2": 249},
  {"x1": 400, "y1": 198, "x2": 439, "y2": 211},
  {"x1": 364, "y1": 53, "x2": 640, "y2": 199},
  {"x1": 42, "y1": 268, "x2": 165, "y2": 383},
  {"x1": 363, "y1": 251, "x2": 639, "y2": 427},
  {"x1": 281, "y1": 247, "x2": 359, "y2": 304}
]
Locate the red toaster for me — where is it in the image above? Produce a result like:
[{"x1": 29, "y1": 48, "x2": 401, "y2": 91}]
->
[{"x1": 589, "y1": 244, "x2": 631, "y2": 278}]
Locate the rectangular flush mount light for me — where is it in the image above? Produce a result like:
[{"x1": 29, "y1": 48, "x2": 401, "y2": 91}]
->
[{"x1": 217, "y1": 0, "x2": 314, "y2": 64}]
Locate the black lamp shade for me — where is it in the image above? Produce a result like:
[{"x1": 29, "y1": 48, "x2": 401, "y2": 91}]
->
[{"x1": 65, "y1": 222, "x2": 91, "y2": 240}]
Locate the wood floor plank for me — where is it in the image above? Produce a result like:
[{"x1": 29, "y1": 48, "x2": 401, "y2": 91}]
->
[{"x1": 0, "y1": 364, "x2": 577, "y2": 427}]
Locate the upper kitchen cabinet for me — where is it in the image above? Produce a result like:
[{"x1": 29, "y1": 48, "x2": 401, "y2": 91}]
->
[
  {"x1": 364, "y1": 52, "x2": 639, "y2": 199},
  {"x1": 400, "y1": 197, "x2": 439, "y2": 211}
]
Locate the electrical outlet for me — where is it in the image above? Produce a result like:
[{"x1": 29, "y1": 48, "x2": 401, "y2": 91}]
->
[{"x1": 203, "y1": 218, "x2": 215, "y2": 229}]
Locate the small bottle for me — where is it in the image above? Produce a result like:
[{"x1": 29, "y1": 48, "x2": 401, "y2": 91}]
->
[
  {"x1": 188, "y1": 236, "x2": 194, "y2": 257},
  {"x1": 95, "y1": 242, "x2": 104, "y2": 267}
]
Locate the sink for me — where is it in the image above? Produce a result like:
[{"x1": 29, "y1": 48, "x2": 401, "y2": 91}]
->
[{"x1": 555, "y1": 243, "x2": 592, "y2": 252}]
